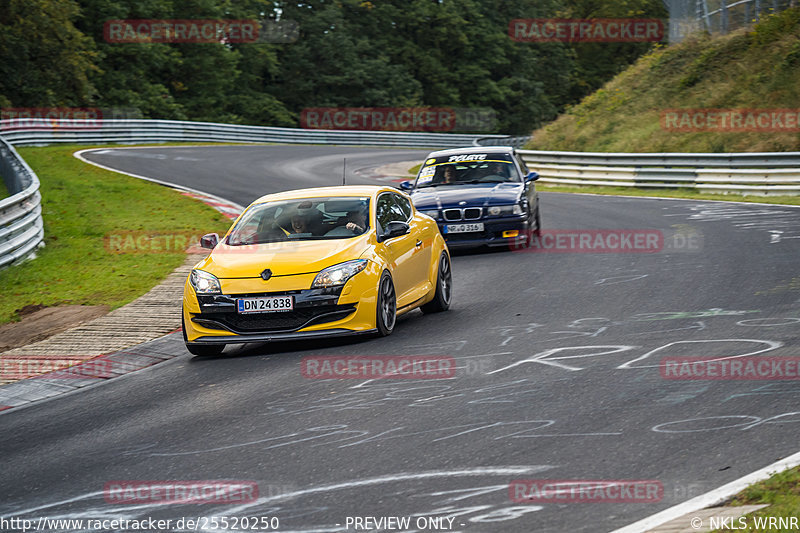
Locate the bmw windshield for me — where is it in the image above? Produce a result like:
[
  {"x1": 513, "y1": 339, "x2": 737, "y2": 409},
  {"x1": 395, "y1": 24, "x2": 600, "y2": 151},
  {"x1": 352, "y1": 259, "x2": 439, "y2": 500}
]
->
[
  {"x1": 226, "y1": 197, "x2": 370, "y2": 245},
  {"x1": 415, "y1": 156, "x2": 520, "y2": 188}
]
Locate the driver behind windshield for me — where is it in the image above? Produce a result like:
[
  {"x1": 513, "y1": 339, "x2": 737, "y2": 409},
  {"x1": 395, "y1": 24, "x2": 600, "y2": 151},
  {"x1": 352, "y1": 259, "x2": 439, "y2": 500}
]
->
[
  {"x1": 433, "y1": 164, "x2": 458, "y2": 185},
  {"x1": 345, "y1": 209, "x2": 368, "y2": 234}
]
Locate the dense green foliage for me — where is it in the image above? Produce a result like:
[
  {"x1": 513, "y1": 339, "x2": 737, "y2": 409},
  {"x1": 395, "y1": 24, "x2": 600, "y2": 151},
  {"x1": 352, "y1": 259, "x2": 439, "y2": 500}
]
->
[
  {"x1": 529, "y1": 7, "x2": 800, "y2": 151},
  {"x1": 0, "y1": 0, "x2": 665, "y2": 133}
]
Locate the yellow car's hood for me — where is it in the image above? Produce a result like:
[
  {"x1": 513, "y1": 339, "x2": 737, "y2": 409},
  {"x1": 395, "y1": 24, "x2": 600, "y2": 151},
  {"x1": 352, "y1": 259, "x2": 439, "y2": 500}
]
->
[{"x1": 198, "y1": 236, "x2": 371, "y2": 279}]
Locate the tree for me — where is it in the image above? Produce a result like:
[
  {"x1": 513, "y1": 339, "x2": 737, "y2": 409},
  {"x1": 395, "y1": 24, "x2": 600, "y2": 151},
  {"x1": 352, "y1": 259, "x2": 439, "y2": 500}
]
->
[
  {"x1": 0, "y1": 0, "x2": 97, "y2": 107},
  {"x1": 559, "y1": 0, "x2": 669, "y2": 102},
  {"x1": 74, "y1": 0, "x2": 186, "y2": 118},
  {"x1": 2, "y1": 0, "x2": 668, "y2": 133}
]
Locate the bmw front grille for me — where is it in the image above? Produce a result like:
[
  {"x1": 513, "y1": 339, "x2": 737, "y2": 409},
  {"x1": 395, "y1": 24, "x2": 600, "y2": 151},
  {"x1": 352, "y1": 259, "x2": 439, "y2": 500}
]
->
[{"x1": 443, "y1": 207, "x2": 482, "y2": 221}]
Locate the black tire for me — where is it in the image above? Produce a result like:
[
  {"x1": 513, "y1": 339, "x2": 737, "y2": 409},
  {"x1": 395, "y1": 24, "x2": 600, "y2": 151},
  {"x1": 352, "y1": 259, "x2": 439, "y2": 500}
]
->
[
  {"x1": 376, "y1": 271, "x2": 397, "y2": 336},
  {"x1": 421, "y1": 252, "x2": 452, "y2": 314},
  {"x1": 533, "y1": 201, "x2": 542, "y2": 237},
  {"x1": 183, "y1": 315, "x2": 225, "y2": 356},
  {"x1": 522, "y1": 202, "x2": 541, "y2": 249}
]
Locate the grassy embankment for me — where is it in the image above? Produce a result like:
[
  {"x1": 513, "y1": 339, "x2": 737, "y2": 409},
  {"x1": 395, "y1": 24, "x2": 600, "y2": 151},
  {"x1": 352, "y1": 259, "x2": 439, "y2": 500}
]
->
[
  {"x1": 0, "y1": 145, "x2": 231, "y2": 326},
  {"x1": 526, "y1": 8, "x2": 800, "y2": 203}
]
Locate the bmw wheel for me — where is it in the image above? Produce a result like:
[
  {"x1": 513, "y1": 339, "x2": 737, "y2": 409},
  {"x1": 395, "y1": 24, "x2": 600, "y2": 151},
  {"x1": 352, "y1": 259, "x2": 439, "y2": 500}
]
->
[{"x1": 523, "y1": 202, "x2": 541, "y2": 249}]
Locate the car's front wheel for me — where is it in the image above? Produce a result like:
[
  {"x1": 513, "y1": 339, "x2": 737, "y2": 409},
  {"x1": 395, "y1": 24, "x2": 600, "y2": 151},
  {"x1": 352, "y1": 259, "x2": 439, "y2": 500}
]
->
[
  {"x1": 421, "y1": 252, "x2": 452, "y2": 314},
  {"x1": 183, "y1": 316, "x2": 225, "y2": 356},
  {"x1": 376, "y1": 271, "x2": 396, "y2": 336},
  {"x1": 522, "y1": 202, "x2": 541, "y2": 249},
  {"x1": 533, "y1": 202, "x2": 542, "y2": 237}
]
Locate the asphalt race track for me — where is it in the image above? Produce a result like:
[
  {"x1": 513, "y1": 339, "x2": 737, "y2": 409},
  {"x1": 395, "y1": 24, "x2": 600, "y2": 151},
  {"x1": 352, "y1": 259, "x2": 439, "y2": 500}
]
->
[
  {"x1": 81, "y1": 145, "x2": 427, "y2": 205},
  {"x1": 2, "y1": 145, "x2": 800, "y2": 532}
]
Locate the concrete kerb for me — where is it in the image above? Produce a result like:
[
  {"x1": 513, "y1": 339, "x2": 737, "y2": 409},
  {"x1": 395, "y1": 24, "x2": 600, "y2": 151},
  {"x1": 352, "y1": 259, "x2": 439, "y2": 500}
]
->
[
  {"x1": 0, "y1": 332, "x2": 187, "y2": 413},
  {"x1": 0, "y1": 146, "x2": 245, "y2": 412}
]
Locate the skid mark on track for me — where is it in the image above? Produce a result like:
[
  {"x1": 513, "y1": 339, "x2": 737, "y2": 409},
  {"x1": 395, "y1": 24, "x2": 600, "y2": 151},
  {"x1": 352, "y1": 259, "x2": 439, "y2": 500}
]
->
[{"x1": 666, "y1": 202, "x2": 800, "y2": 242}]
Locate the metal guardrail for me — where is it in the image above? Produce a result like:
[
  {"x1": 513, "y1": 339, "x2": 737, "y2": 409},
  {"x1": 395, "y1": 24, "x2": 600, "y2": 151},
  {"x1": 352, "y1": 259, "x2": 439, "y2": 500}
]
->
[
  {"x1": 519, "y1": 150, "x2": 800, "y2": 195},
  {"x1": 0, "y1": 137, "x2": 44, "y2": 269},
  {"x1": 2, "y1": 118, "x2": 798, "y2": 271},
  {"x1": 0, "y1": 117, "x2": 508, "y2": 269},
  {"x1": 0, "y1": 119, "x2": 507, "y2": 148}
]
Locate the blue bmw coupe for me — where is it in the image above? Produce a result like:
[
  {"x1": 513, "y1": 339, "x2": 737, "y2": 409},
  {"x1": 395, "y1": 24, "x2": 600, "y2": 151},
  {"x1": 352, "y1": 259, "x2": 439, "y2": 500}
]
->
[{"x1": 401, "y1": 146, "x2": 541, "y2": 249}]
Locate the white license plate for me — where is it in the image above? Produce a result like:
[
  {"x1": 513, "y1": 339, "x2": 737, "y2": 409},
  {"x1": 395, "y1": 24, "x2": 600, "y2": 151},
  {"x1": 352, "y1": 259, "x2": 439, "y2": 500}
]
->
[
  {"x1": 444, "y1": 223, "x2": 484, "y2": 234},
  {"x1": 237, "y1": 296, "x2": 294, "y2": 313}
]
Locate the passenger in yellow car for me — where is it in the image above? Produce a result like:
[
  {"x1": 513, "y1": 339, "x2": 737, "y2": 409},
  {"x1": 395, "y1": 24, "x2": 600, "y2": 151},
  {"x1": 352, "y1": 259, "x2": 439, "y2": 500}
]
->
[
  {"x1": 274, "y1": 209, "x2": 314, "y2": 236},
  {"x1": 290, "y1": 213, "x2": 310, "y2": 234}
]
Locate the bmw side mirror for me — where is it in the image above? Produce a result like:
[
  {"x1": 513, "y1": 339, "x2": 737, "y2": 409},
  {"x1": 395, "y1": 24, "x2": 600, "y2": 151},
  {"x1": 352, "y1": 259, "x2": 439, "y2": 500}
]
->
[
  {"x1": 525, "y1": 171, "x2": 539, "y2": 182},
  {"x1": 200, "y1": 233, "x2": 220, "y2": 249},
  {"x1": 399, "y1": 180, "x2": 414, "y2": 191},
  {"x1": 378, "y1": 221, "x2": 410, "y2": 243}
]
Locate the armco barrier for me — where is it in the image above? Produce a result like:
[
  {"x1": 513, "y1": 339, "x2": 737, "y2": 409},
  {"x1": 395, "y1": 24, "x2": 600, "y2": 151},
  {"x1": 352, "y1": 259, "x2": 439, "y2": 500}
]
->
[
  {"x1": 3, "y1": 118, "x2": 799, "y2": 269},
  {"x1": 0, "y1": 118, "x2": 509, "y2": 269},
  {"x1": 518, "y1": 150, "x2": 800, "y2": 195},
  {"x1": 0, "y1": 118, "x2": 507, "y2": 148},
  {"x1": 0, "y1": 137, "x2": 44, "y2": 269}
]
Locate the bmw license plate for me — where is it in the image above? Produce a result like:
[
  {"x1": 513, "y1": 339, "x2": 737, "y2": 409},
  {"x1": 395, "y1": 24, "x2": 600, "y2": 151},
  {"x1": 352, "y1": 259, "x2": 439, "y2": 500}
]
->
[
  {"x1": 444, "y1": 223, "x2": 484, "y2": 234},
  {"x1": 237, "y1": 296, "x2": 294, "y2": 313}
]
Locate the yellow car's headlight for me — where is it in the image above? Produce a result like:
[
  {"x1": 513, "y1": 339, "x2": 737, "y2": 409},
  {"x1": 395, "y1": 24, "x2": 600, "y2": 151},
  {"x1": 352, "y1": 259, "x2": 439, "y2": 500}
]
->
[
  {"x1": 311, "y1": 259, "x2": 368, "y2": 288},
  {"x1": 190, "y1": 269, "x2": 222, "y2": 294}
]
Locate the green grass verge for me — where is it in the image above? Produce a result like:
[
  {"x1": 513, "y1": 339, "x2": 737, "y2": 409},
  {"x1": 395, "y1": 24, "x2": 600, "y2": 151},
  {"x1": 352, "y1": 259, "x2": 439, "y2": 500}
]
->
[
  {"x1": 537, "y1": 183, "x2": 800, "y2": 206},
  {"x1": 0, "y1": 144, "x2": 232, "y2": 326},
  {"x1": 0, "y1": 178, "x2": 8, "y2": 199},
  {"x1": 712, "y1": 466, "x2": 800, "y2": 532}
]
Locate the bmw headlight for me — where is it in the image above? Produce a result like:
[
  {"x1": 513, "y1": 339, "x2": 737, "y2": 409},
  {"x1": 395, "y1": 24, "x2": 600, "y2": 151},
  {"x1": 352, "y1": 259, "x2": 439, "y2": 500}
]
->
[
  {"x1": 190, "y1": 269, "x2": 222, "y2": 294},
  {"x1": 311, "y1": 259, "x2": 368, "y2": 288},
  {"x1": 420, "y1": 209, "x2": 439, "y2": 220},
  {"x1": 487, "y1": 205, "x2": 523, "y2": 216}
]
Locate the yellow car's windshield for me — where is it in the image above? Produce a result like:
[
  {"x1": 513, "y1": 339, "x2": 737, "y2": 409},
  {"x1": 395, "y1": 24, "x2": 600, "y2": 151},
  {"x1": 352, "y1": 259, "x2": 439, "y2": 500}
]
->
[{"x1": 227, "y1": 197, "x2": 371, "y2": 245}]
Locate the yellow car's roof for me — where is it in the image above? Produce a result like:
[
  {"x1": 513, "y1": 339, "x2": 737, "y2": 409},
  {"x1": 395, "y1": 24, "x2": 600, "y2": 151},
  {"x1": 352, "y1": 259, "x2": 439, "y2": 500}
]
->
[{"x1": 251, "y1": 185, "x2": 396, "y2": 205}]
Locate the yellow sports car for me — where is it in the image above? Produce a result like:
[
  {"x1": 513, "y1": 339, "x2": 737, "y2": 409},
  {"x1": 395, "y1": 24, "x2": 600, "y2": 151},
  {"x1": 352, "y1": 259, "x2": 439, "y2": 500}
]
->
[{"x1": 182, "y1": 185, "x2": 451, "y2": 355}]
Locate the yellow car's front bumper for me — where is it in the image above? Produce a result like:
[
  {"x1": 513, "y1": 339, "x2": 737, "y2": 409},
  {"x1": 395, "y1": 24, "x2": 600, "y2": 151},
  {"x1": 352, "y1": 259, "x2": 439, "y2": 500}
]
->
[{"x1": 182, "y1": 263, "x2": 382, "y2": 344}]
